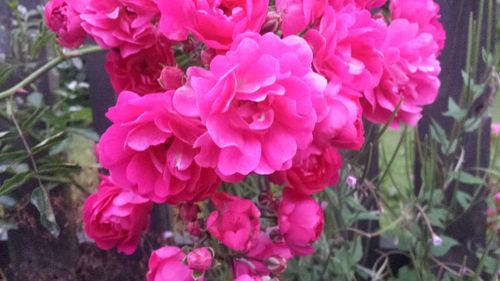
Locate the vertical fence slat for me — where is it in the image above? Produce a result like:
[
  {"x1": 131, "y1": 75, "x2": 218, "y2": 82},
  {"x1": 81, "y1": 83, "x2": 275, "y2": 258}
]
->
[{"x1": 415, "y1": 0, "x2": 495, "y2": 273}]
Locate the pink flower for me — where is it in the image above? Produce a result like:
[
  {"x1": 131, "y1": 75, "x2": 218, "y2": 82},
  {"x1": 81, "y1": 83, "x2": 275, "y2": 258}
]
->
[
  {"x1": 105, "y1": 39, "x2": 176, "y2": 95},
  {"x1": 492, "y1": 123, "x2": 500, "y2": 136},
  {"x1": 329, "y1": 0, "x2": 386, "y2": 9},
  {"x1": 271, "y1": 145, "x2": 342, "y2": 195},
  {"x1": 82, "y1": 176, "x2": 152, "y2": 255},
  {"x1": 276, "y1": 0, "x2": 327, "y2": 36},
  {"x1": 304, "y1": 5, "x2": 385, "y2": 92},
  {"x1": 278, "y1": 188, "x2": 324, "y2": 256},
  {"x1": 75, "y1": 0, "x2": 159, "y2": 57},
  {"x1": 361, "y1": 19, "x2": 441, "y2": 127},
  {"x1": 207, "y1": 192, "x2": 261, "y2": 252},
  {"x1": 157, "y1": 0, "x2": 268, "y2": 50},
  {"x1": 390, "y1": 0, "x2": 445, "y2": 50},
  {"x1": 174, "y1": 32, "x2": 327, "y2": 179},
  {"x1": 97, "y1": 91, "x2": 221, "y2": 203},
  {"x1": 44, "y1": 0, "x2": 86, "y2": 48},
  {"x1": 314, "y1": 83, "x2": 365, "y2": 150},
  {"x1": 232, "y1": 232, "x2": 292, "y2": 277},
  {"x1": 346, "y1": 176, "x2": 357, "y2": 188},
  {"x1": 147, "y1": 246, "x2": 195, "y2": 281},
  {"x1": 187, "y1": 247, "x2": 213, "y2": 272}
]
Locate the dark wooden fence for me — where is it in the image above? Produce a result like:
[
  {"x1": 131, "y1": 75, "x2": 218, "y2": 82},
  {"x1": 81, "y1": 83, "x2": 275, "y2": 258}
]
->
[{"x1": 0, "y1": 1, "x2": 496, "y2": 280}]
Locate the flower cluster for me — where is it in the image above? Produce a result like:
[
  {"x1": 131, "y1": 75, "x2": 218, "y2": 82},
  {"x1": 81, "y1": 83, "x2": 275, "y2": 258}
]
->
[{"x1": 44, "y1": 0, "x2": 444, "y2": 279}]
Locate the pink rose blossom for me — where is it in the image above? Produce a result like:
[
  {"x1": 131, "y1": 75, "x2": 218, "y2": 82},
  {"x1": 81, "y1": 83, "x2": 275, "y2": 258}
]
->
[
  {"x1": 314, "y1": 83, "x2": 365, "y2": 150},
  {"x1": 75, "y1": 0, "x2": 159, "y2": 57},
  {"x1": 105, "y1": 39, "x2": 176, "y2": 95},
  {"x1": 276, "y1": 0, "x2": 327, "y2": 36},
  {"x1": 329, "y1": 0, "x2": 386, "y2": 9},
  {"x1": 98, "y1": 91, "x2": 221, "y2": 203},
  {"x1": 187, "y1": 247, "x2": 213, "y2": 272},
  {"x1": 278, "y1": 188, "x2": 324, "y2": 256},
  {"x1": 207, "y1": 192, "x2": 261, "y2": 252},
  {"x1": 390, "y1": 0, "x2": 445, "y2": 50},
  {"x1": 147, "y1": 246, "x2": 195, "y2": 281},
  {"x1": 232, "y1": 232, "x2": 292, "y2": 277},
  {"x1": 271, "y1": 145, "x2": 342, "y2": 195},
  {"x1": 174, "y1": 32, "x2": 327, "y2": 179},
  {"x1": 304, "y1": 5, "x2": 385, "y2": 92},
  {"x1": 157, "y1": 0, "x2": 268, "y2": 50},
  {"x1": 361, "y1": 19, "x2": 441, "y2": 127},
  {"x1": 492, "y1": 123, "x2": 500, "y2": 136},
  {"x1": 44, "y1": 0, "x2": 86, "y2": 48},
  {"x1": 82, "y1": 176, "x2": 152, "y2": 255}
]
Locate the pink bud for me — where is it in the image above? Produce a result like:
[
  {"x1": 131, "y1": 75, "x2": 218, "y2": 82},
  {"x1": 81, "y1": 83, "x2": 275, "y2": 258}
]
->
[
  {"x1": 187, "y1": 221, "x2": 202, "y2": 237},
  {"x1": 495, "y1": 192, "x2": 500, "y2": 204},
  {"x1": 159, "y1": 66, "x2": 184, "y2": 90},
  {"x1": 179, "y1": 203, "x2": 200, "y2": 222},
  {"x1": 346, "y1": 176, "x2": 357, "y2": 188},
  {"x1": 187, "y1": 247, "x2": 213, "y2": 272},
  {"x1": 265, "y1": 255, "x2": 287, "y2": 274},
  {"x1": 492, "y1": 123, "x2": 500, "y2": 136},
  {"x1": 260, "y1": 11, "x2": 282, "y2": 34}
]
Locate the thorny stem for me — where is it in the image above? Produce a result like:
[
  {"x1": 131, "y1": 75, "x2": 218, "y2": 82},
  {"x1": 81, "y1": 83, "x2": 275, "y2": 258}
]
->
[{"x1": 0, "y1": 45, "x2": 103, "y2": 100}]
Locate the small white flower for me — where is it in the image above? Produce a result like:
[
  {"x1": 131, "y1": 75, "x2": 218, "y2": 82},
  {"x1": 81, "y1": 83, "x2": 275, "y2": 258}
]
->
[{"x1": 432, "y1": 234, "x2": 443, "y2": 246}]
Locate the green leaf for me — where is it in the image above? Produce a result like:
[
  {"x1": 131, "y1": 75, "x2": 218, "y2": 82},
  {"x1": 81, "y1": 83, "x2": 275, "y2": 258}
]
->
[
  {"x1": 443, "y1": 97, "x2": 467, "y2": 121},
  {"x1": 427, "y1": 208, "x2": 448, "y2": 228},
  {"x1": 0, "y1": 63, "x2": 16, "y2": 86},
  {"x1": 67, "y1": 128, "x2": 99, "y2": 142},
  {"x1": 31, "y1": 186, "x2": 60, "y2": 237},
  {"x1": 453, "y1": 171, "x2": 485, "y2": 185},
  {"x1": 21, "y1": 107, "x2": 49, "y2": 130},
  {"x1": 0, "y1": 150, "x2": 27, "y2": 164},
  {"x1": 430, "y1": 119, "x2": 449, "y2": 147},
  {"x1": 464, "y1": 117, "x2": 482, "y2": 133},
  {"x1": 32, "y1": 131, "x2": 65, "y2": 154},
  {"x1": 38, "y1": 163, "x2": 81, "y2": 174},
  {"x1": 431, "y1": 236, "x2": 459, "y2": 257},
  {"x1": 0, "y1": 171, "x2": 33, "y2": 196},
  {"x1": 456, "y1": 191, "x2": 472, "y2": 209},
  {"x1": 32, "y1": 27, "x2": 55, "y2": 59}
]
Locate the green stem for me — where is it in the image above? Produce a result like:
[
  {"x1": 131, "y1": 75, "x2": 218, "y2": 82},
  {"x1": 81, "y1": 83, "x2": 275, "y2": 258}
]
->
[{"x1": 0, "y1": 45, "x2": 103, "y2": 100}]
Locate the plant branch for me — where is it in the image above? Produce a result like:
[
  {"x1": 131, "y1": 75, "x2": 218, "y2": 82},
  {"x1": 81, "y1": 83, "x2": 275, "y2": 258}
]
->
[{"x1": 0, "y1": 45, "x2": 103, "y2": 100}]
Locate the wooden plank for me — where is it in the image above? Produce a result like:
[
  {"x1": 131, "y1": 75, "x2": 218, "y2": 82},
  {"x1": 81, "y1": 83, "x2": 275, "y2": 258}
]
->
[{"x1": 415, "y1": 0, "x2": 495, "y2": 273}]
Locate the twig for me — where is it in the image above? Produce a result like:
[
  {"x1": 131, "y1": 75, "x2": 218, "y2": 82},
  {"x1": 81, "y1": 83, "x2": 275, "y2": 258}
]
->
[{"x1": 0, "y1": 45, "x2": 103, "y2": 100}]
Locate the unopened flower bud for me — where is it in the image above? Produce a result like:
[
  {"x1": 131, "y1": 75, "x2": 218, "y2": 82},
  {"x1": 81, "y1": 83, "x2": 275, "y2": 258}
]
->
[
  {"x1": 260, "y1": 11, "x2": 282, "y2": 34},
  {"x1": 187, "y1": 247, "x2": 213, "y2": 272},
  {"x1": 432, "y1": 234, "x2": 443, "y2": 246},
  {"x1": 187, "y1": 221, "x2": 202, "y2": 237},
  {"x1": 265, "y1": 255, "x2": 287, "y2": 274},
  {"x1": 346, "y1": 176, "x2": 357, "y2": 188},
  {"x1": 159, "y1": 66, "x2": 184, "y2": 90},
  {"x1": 179, "y1": 202, "x2": 200, "y2": 222}
]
